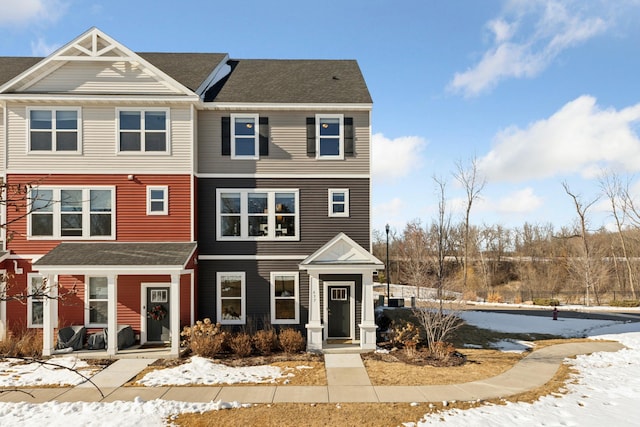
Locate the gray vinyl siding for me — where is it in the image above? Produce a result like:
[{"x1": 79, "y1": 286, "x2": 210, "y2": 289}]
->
[
  {"x1": 6, "y1": 104, "x2": 193, "y2": 173},
  {"x1": 197, "y1": 110, "x2": 370, "y2": 175},
  {"x1": 197, "y1": 177, "x2": 370, "y2": 256},
  {"x1": 25, "y1": 61, "x2": 184, "y2": 95},
  {"x1": 197, "y1": 259, "x2": 309, "y2": 331}
]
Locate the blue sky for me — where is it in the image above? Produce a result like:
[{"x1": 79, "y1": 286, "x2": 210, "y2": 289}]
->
[{"x1": 2, "y1": 0, "x2": 640, "y2": 235}]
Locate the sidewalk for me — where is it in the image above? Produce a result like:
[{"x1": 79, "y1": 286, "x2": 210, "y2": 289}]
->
[{"x1": 0, "y1": 341, "x2": 624, "y2": 404}]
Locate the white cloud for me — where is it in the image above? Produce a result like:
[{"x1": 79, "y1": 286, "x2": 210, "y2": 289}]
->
[
  {"x1": 371, "y1": 133, "x2": 427, "y2": 182},
  {"x1": 0, "y1": 0, "x2": 67, "y2": 26},
  {"x1": 30, "y1": 37, "x2": 61, "y2": 56},
  {"x1": 372, "y1": 197, "x2": 405, "y2": 229},
  {"x1": 479, "y1": 95, "x2": 640, "y2": 182},
  {"x1": 496, "y1": 187, "x2": 543, "y2": 213},
  {"x1": 449, "y1": 0, "x2": 609, "y2": 97}
]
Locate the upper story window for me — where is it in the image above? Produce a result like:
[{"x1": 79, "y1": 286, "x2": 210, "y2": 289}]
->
[
  {"x1": 118, "y1": 109, "x2": 169, "y2": 153},
  {"x1": 217, "y1": 189, "x2": 299, "y2": 241},
  {"x1": 328, "y1": 189, "x2": 350, "y2": 217},
  {"x1": 306, "y1": 115, "x2": 354, "y2": 159},
  {"x1": 147, "y1": 186, "x2": 168, "y2": 215},
  {"x1": 28, "y1": 108, "x2": 81, "y2": 153},
  {"x1": 221, "y1": 115, "x2": 269, "y2": 158},
  {"x1": 231, "y1": 114, "x2": 259, "y2": 159},
  {"x1": 29, "y1": 187, "x2": 115, "y2": 240}
]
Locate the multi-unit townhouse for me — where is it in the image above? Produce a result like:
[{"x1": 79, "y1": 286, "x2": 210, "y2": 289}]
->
[{"x1": 0, "y1": 28, "x2": 383, "y2": 357}]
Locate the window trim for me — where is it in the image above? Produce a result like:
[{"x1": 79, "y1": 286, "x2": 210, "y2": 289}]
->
[
  {"x1": 27, "y1": 107, "x2": 82, "y2": 154},
  {"x1": 270, "y1": 272, "x2": 300, "y2": 324},
  {"x1": 217, "y1": 272, "x2": 246, "y2": 325},
  {"x1": 147, "y1": 186, "x2": 168, "y2": 215},
  {"x1": 328, "y1": 188, "x2": 350, "y2": 217},
  {"x1": 216, "y1": 189, "x2": 300, "y2": 241},
  {"x1": 230, "y1": 113, "x2": 260, "y2": 160},
  {"x1": 116, "y1": 108, "x2": 170, "y2": 155},
  {"x1": 27, "y1": 273, "x2": 45, "y2": 328},
  {"x1": 85, "y1": 276, "x2": 109, "y2": 328},
  {"x1": 27, "y1": 186, "x2": 116, "y2": 240},
  {"x1": 315, "y1": 114, "x2": 344, "y2": 160}
]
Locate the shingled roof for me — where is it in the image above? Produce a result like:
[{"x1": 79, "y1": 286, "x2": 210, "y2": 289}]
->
[
  {"x1": 0, "y1": 56, "x2": 43, "y2": 86},
  {"x1": 205, "y1": 59, "x2": 372, "y2": 104}
]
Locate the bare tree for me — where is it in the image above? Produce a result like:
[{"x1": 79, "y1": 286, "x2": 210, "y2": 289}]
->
[
  {"x1": 454, "y1": 157, "x2": 486, "y2": 291},
  {"x1": 432, "y1": 175, "x2": 452, "y2": 309},
  {"x1": 562, "y1": 181, "x2": 601, "y2": 305},
  {"x1": 397, "y1": 220, "x2": 430, "y2": 294}
]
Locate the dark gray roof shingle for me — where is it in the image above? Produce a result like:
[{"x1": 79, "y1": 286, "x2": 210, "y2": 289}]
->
[
  {"x1": 0, "y1": 56, "x2": 43, "y2": 86},
  {"x1": 33, "y1": 242, "x2": 197, "y2": 267},
  {"x1": 138, "y1": 52, "x2": 227, "y2": 91},
  {"x1": 205, "y1": 59, "x2": 372, "y2": 104}
]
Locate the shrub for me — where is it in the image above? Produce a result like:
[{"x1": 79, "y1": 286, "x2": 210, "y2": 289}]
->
[
  {"x1": 228, "y1": 332, "x2": 253, "y2": 357},
  {"x1": 278, "y1": 328, "x2": 306, "y2": 354},
  {"x1": 0, "y1": 329, "x2": 42, "y2": 357},
  {"x1": 533, "y1": 298, "x2": 560, "y2": 306},
  {"x1": 487, "y1": 293, "x2": 503, "y2": 303},
  {"x1": 254, "y1": 329, "x2": 278, "y2": 355},
  {"x1": 181, "y1": 318, "x2": 227, "y2": 358},
  {"x1": 609, "y1": 299, "x2": 640, "y2": 307},
  {"x1": 390, "y1": 321, "x2": 421, "y2": 347},
  {"x1": 428, "y1": 341, "x2": 456, "y2": 361}
]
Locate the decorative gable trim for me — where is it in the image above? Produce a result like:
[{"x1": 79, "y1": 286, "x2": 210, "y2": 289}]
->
[
  {"x1": 300, "y1": 232, "x2": 383, "y2": 268},
  {"x1": 0, "y1": 27, "x2": 198, "y2": 98}
]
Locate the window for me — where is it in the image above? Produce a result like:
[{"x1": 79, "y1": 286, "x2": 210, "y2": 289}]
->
[
  {"x1": 28, "y1": 108, "x2": 80, "y2": 152},
  {"x1": 270, "y1": 272, "x2": 299, "y2": 324},
  {"x1": 87, "y1": 277, "x2": 108, "y2": 326},
  {"x1": 231, "y1": 114, "x2": 259, "y2": 159},
  {"x1": 118, "y1": 109, "x2": 168, "y2": 153},
  {"x1": 328, "y1": 189, "x2": 349, "y2": 217},
  {"x1": 217, "y1": 272, "x2": 245, "y2": 325},
  {"x1": 316, "y1": 115, "x2": 342, "y2": 158},
  {"x1": 217, "y1": 189, "x2": 299, "y2": 240},
  {"x1": 29, "y1": 187, "x2": 115, "y2": 239},
  {"x1": 27, "y1": 274, "x2": 45, "y2": 328},
  {"x1": 147, "y1": 186, "x2": 168, "y2": 215}
]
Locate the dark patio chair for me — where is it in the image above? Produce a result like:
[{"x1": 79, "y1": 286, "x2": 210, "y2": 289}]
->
[{"x1": 56, "y1": 325, "x2": 86, "y2": 351}]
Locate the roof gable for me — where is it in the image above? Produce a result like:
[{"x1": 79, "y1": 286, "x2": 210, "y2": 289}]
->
[
  {"x1": 300, "y1": 233, "x2": 383, "y2": 267},
  {"x1": 0, "y1": 28, "x2": 206, "y2": 97}
]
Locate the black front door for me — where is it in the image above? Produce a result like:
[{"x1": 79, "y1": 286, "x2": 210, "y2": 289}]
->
[
  {"x1": 327, "y1": 285, "x2": 350, "y2": 338},
  {"x1": 146, "y1": 287, "x2": 170, "y2": 342}
]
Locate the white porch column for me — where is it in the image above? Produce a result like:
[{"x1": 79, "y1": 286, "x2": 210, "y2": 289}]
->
[
  {"x1": 106, "y1": 275, "x2": 117, "y2": 356},
  {"x1": 359, "y1": 272, "x2": 377, "y2": 350},
  {"x1": 42, "y1": 274, "x2": 58, "y2": 356},
  {"x1": 305, "y1": 273, "x2": 323, "y2": 351},
  {"x1": 170, "y1": 273, "x2": 180, "y2": 357}
]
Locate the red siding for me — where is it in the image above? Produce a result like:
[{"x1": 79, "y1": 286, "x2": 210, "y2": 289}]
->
[{"x1": 6, "y1": 173, "x2": 193, "y2": 255}]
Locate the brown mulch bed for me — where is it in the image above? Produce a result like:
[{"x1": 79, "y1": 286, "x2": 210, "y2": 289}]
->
[{"x1": 363, "y1": 343, "x2": 467, "y2": 367}]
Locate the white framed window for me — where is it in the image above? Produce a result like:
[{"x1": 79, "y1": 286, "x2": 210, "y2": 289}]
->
[
  {"x1": 27, "y1": 274, "x2": 45, "y2": 328},
  {"x1": 217, "y1": 272, "x2": 245, "y2": 325},
  {"x1": 86, "y1": 276, "x2": 108, "y2": 327},
  {"x1": 231, "y1": 113, "x2": 259, "y2": 159},
  {"x1": 117, "y1": 108, "x2": 169, "y2": 153},
  {"x1": 328, "y1": 189, "x2": 349, "y2": 217},
  {"x1": 28, "y1": 187, "x2": 115, "y2": 239},
  {"x1": 216, "y1": 189, "x2": 299, "y2": 241},
  {"x1": 315, "y1": 114, "x2": 343, "y2": 159},
  {"x1": 28, "y1": 107, "x2": 81, "y2": 153},
  {"x1": 270, "y1": 272, "x2": 299, "y2": 324},
  {"x1": 147, "y1": 186, "x2": 168, "y2": 215}
]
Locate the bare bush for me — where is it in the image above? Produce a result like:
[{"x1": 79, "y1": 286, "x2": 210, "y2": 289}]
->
[
  {"x1": 228, "y1": 332, "x2": 253, "y2": 357},
  {"x1": 0, "y1": 329, "x2": 42, "y2": 357},
  {"x1": 180, "y1": 318, "x2": 227, "y2": 358},
  {"x1": 278, "y1": 328, "x2": 306, "y2": 354},
  {"x1": 411, "y1": 301, "x2": 464, "y2": 358},
  {"x1": 254, "y1": 329, "x2": 278, "y2": 355}
]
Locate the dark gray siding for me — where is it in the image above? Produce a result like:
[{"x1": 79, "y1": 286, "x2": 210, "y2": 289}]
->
[
  {"x1": 197, "y1": 177, "x2": 370, "y2": 256},
  {"x1": 197, "y1": 259, "x2": 309, "y2": 331}
]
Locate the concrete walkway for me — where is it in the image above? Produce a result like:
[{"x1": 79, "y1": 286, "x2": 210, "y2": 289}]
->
[{"x1": 0, "y1": 341, "x2": 624, "y2": 404}]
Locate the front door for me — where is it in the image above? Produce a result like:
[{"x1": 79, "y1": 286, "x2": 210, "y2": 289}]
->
[
  {"x1": 146, "y1": 287, "x2": 170, "y2": 342},
  {"x1": 327, "y1": 285, "x2": 351, "y2": 338}
]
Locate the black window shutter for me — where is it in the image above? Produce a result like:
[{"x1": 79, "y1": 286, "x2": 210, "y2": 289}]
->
[
  {"x1": 221, "y1": 117, "x2": 230, "y2": 156},
  {"x1": 344, "y1": 117, "x2": 354, "y2": 156},
  {"x1": 259, "y1": 117, "x2": 269, "y2": 156},
  {"x1": 306, "y1": 117, "x2": 316, "y2": 156}
]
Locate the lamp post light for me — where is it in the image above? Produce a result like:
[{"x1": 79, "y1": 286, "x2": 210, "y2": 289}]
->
[{"x1": 385, "y1": 223, "x2": 390, "y2": 306}]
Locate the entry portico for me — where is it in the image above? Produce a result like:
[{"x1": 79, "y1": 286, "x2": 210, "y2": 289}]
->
[{"x1": 299, "y1": 233, "x2": 384, "y2": 351}]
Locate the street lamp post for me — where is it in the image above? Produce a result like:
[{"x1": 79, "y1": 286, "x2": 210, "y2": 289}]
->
[{"x1": 385, "y1": 223, "x2": 390, "y2": 306}]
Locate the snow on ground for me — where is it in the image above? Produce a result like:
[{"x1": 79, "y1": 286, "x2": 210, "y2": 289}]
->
[
  {"x1": 0, "y1": 356, "x2": 99, "y2": 387},
  {"x1": 0, "y1": 310, "x2": 639, "y2": 425},
  {"x1": 135, "y1": 356, "x2": 293, "y2": 386}
]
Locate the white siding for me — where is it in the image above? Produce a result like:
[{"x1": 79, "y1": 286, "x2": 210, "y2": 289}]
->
[
  {"x1": 25, "y1": 62, "x2": 182, "y2": 95},
  {"x1": 197, "y1": 110, "x2": 370, "y2": 175},
  {"x1": 6, "y1": 104, "x2": 193, "y2": 173}
]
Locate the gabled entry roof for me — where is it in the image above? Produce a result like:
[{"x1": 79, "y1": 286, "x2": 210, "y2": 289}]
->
[
  {"x1": 33, "y1": 242, "x2": 197, "y2": 273},
  {"x1": 299, "y1": 233, "x2": 383, "y2": 269}
]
